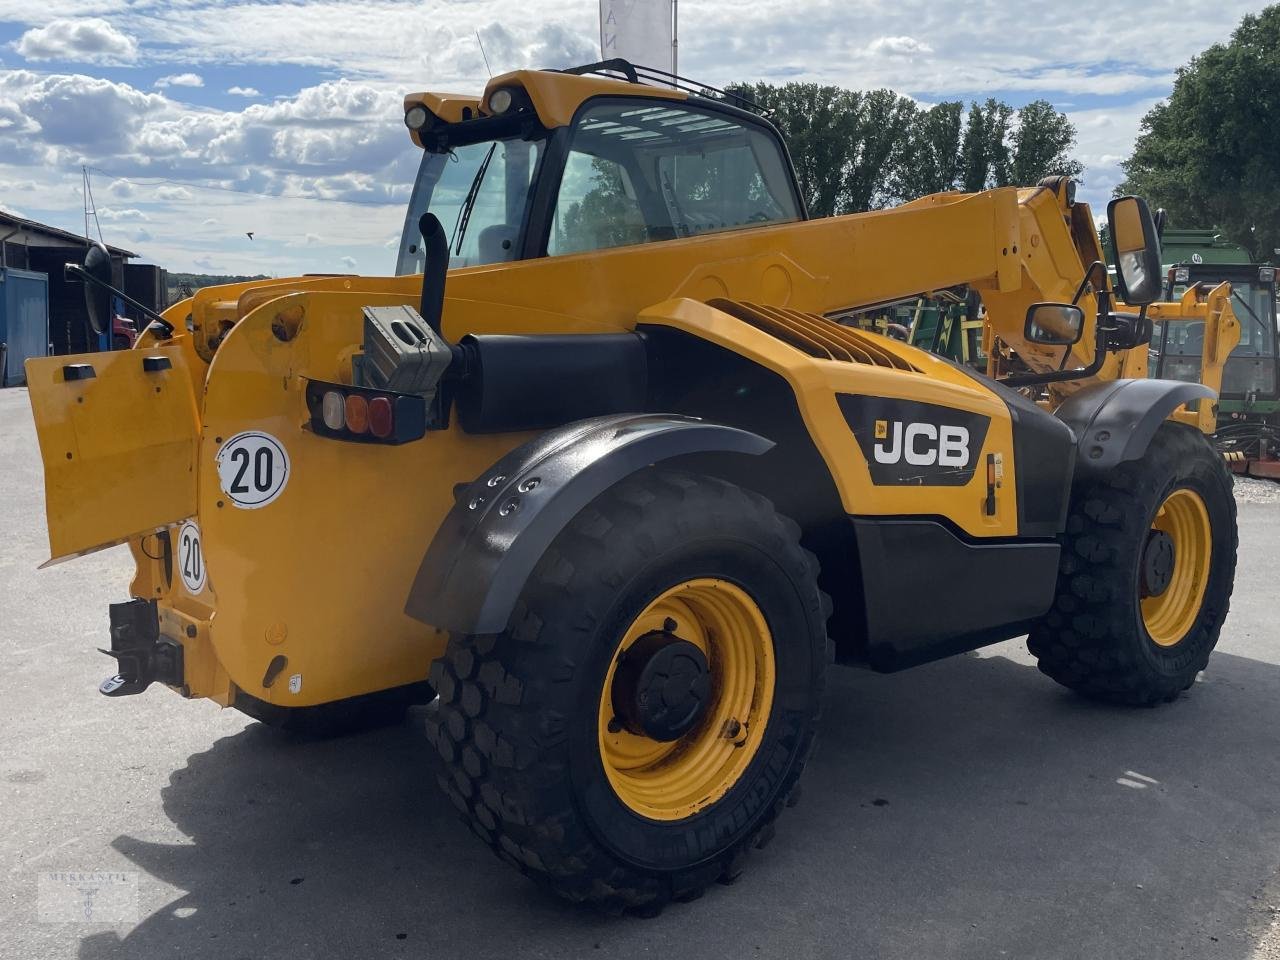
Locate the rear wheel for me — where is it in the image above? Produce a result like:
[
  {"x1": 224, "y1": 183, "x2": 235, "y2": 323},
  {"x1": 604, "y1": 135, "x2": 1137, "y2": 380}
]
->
[
  {"x1": 426, "y1": 469, "x2": 828, "y2": 911},
  {"x1": 1028, "y1": 421, "x2": 1236, "y2": 704}
]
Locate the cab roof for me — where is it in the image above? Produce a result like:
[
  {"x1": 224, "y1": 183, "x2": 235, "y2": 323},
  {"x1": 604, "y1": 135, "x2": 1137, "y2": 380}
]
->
[{"x1": 403, "y1": 67, "x2": 688, "y2": 148}]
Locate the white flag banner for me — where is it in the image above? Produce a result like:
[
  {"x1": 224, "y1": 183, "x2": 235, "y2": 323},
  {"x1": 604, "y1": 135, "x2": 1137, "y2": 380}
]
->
[{"x1": 600, "y1": 0, "x2": 674, "y2": 74}]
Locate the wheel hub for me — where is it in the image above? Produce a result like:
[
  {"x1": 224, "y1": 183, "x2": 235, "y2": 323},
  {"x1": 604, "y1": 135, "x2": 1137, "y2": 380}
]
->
[
  {"x1": 611, "y1": 629, "x2": 711, "y2": 742},
  {"x1": 1141, "y1": 528, "x2": 1177, "y2": 598}
]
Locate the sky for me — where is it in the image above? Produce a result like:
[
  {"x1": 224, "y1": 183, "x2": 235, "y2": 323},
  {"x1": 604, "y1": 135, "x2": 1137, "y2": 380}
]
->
[{"x1": 0, "y1": 1, "x2": 1266, "y2": 277}]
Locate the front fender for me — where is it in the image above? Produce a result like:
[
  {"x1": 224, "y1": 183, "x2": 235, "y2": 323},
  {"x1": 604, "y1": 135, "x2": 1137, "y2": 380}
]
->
[
  {"x1": 1054, "y1": 378, "x2": 1215, "y2": 473},
  {"x1": 404, "y1": 413, "x2": 773, "y2": 635}
]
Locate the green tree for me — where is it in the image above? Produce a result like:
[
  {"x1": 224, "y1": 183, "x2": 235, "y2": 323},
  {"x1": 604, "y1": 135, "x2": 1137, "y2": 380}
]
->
[
  {"x1": 959, "y1": 98, "x2": 1014, "y2": 192},
  {"x1": 891, "y1": 101, "x2": 964, "y2": 198},
  {"x1": 728, "y1": 82, "x2": 915, "y2": 215},
  {"x1": 1010, "y1": 99, "x2": 1084, "y2": 186},
  {"x1": 1118, "y1": 5, "x2": 1280, "y2": 260}
]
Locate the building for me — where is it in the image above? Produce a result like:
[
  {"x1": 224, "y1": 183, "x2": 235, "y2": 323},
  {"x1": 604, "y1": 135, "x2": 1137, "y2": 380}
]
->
[{"x1": 0, "y1": 210, "x2": 166, "y2": 358}]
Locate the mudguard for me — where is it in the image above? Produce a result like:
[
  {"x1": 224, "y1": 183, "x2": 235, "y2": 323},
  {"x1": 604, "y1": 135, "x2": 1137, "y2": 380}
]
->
[
  {"x1": 404, "y1": 413, "x2": 774, "y2": 635},
  {"x1": 1054, "y1": 378, "x2": 1215, "y2": 473}
]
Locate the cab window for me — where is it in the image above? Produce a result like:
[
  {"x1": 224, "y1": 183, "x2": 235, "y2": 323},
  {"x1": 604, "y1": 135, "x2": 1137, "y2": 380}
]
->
[{"x1": 547, "y1": 100, "x2": 802, "y2": 257}]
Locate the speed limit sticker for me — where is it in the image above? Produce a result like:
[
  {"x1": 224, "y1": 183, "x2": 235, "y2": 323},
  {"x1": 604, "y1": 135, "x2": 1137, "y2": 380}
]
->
[
  {"x1": 177, "y1": 519, "x2": 207, "y2": 594},
  {"x1": 216, "y1": 431, "x2": 291, "y2": 509}
]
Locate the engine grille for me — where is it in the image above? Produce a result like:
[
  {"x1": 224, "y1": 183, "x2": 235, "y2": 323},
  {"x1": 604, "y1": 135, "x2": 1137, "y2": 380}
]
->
[{"x1": 707, "y1": 299, "x2": 920, "y2": 372}]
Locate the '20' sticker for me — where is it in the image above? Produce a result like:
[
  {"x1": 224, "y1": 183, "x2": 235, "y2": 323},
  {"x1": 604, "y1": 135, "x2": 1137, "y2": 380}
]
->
[
  {"x1": 178, "y1": 519, "x2": 207, "y2": 594},
  {"x1": 216, "y1": 431, "x2": 291, "y2": 509}
]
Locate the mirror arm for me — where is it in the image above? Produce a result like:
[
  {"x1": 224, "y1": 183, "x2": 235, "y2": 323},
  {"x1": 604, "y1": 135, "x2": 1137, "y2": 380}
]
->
[
  {"x1": 64, "y1": 262, "x2": 175, "y2": 339},
  {"x1": 999, "y1": 291, "x2": 1110, "y2": 389},
  {"x1": 1070, "y1": 260, "x2": 1108, "y2": 306}
]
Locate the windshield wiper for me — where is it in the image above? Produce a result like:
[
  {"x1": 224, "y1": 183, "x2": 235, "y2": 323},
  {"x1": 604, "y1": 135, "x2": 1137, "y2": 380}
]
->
[
  {"x1": 451, "y1": 142, "x2": 498, "y2": 257},
  {"x1": 1230, "y1": 289, "x2": 1272, "y2": 339}
]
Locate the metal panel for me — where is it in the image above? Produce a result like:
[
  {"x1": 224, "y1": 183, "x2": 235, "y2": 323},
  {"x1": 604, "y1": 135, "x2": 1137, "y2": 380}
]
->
[
  {"x1": 25, "y1": 345, "x2": 199, "y2": 563},
  {"x1": 1, "y1": 267, "x2": 49, "y2": 386}
]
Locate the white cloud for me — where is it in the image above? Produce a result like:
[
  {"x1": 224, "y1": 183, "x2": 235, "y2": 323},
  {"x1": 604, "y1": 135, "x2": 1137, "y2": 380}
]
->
[
  {"x1": 97, "y1": 207, "x2": 148, "y2": 221},
  {"x1": 155, "y1": 72, "x2": 203, "y2": 88},
  {"x1": 227, "y1": 86, "x2": 261, "y2": 98},
  {"x1": 154, "y1": 185, "x2": 193, "y2": 201},
  {"x1": 0, "y1": 71, "x2": 168, "y2": 149},
  {"x1": 15, "y1": 18, "x2": 137, "y2": 65},
  {"x1": 867, "y1": 36, "x2": 933, "y2": 57},
  {"x1": 339, "y1": 255, "x2": 356, "y2": 269}
]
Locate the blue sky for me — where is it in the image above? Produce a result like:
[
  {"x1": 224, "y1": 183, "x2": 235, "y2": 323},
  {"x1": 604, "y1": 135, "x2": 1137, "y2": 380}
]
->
[{"x1": 0, "y1": 1, "x2": 1264, "y2": 276}]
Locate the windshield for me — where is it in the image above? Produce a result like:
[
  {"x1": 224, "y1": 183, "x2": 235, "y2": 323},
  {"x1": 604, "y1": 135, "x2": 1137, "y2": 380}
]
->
[
  {"x1": 1151, "y1": 278, "x2": 1279, "y2": 397},
  {"x1": 396, "y1": 136, "x2": 544, "y2": 275},
  {"x1": 1159, "y1": 280, "x2": 1277, "y2": 357}
]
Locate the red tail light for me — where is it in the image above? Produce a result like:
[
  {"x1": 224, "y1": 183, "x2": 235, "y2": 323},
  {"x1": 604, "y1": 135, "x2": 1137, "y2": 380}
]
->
[{"x1": 368, "y1": 396, "x2": 394, "y2": 438}]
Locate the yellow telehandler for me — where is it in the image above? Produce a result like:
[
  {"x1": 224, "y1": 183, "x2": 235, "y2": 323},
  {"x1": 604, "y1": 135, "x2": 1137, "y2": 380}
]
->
[{"x1": 25, "y1": 60, "x2": 1241, "y2": 911}]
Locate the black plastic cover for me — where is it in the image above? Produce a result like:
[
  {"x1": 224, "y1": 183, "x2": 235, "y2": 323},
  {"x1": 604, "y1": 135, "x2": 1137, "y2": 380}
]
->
[
  {"x1": 1055, "y1": 378, "x2": 1215, "y2": 473},
  {"x1": 852, "y1": 518, "x2": 1060, "y2": 671},
  {"x1": 455, "y1": 333, "x2": 647, "y2": 434}
]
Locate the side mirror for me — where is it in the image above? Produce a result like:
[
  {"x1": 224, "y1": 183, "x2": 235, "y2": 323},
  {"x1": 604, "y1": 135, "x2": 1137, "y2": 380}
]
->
[
  {"x1": 1107, "y1": 196, "x2": 1163, "y2": 306},
  {"x1": 80, "y1": 242, "x2": 114, "y2": 336},
  {"x1": 1025, "y1": 302, "x2": 1084, "y2": 346}
]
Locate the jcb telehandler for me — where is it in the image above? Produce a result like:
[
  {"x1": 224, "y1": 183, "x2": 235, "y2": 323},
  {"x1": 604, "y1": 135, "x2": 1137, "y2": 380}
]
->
[{"x1": 25, "y1": 60, "x2": 1242, "y2": 911}]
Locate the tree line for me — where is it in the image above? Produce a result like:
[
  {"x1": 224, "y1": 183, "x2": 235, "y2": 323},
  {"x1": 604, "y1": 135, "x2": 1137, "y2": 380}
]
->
[{"x1": 725, "y1": 83, "x2": 1084, "y2": 217}]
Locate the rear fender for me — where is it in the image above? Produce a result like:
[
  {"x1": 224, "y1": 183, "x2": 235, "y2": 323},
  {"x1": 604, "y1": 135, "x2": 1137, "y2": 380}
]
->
[{"x1": 404, "y1": 414, "x2": 773, "y2": 635}]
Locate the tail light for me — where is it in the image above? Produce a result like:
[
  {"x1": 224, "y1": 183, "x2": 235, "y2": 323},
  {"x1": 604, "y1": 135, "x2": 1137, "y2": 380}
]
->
[{"x1": 304, "y1": 380, "x2": 427, "y2": 445}]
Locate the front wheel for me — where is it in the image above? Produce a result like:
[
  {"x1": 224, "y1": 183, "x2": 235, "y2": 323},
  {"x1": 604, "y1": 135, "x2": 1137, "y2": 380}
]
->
[
  {"x1": 426, "y1": 469, "x2": 829, "y2": 911},
  {"x1": 1028, "y1": 421, "x2": 1237, "y2": 704}
]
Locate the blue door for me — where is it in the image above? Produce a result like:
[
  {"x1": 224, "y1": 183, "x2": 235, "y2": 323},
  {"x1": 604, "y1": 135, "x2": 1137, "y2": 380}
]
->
[{"x1": 2, "y1": 267, "x2": 50, "y2": 387}]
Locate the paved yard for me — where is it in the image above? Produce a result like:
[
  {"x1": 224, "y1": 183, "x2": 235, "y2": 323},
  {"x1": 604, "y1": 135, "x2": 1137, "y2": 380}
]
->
[{"x1": 3, "y1": 385, "x2": 1279, "y2": 959}]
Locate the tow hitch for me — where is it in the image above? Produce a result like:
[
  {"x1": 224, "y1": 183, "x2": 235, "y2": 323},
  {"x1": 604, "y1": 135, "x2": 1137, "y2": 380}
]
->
[{"x1": 98, "y1": 599, "x2": 184, "y2": 697}]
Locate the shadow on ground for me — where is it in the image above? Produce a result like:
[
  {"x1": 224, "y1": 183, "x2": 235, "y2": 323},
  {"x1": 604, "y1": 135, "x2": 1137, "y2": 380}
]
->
[{"x1": 78, "y1": 648, "x2": 1280, "y2": 960}]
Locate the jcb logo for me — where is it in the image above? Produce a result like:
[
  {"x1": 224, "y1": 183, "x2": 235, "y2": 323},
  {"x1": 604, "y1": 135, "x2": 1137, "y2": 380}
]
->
[
  {"x1": 839, "y1": 395, "x2": 990, "y2": 487},
  {"x1": 873, "y1": 420, "x2": 971, "y2": 467}
]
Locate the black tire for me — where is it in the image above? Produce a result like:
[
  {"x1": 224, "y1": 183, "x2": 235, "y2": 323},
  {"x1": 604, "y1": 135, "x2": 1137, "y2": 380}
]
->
[
  {"x1": 426, "y1": 469, "x2": 829, "y2": 911},
  {"x1": 1028, "y1": 421, "x2": 1236, "y2": 705},
  {"x1": 234, "y1": 681, "x2": 434, "y2": 738}
]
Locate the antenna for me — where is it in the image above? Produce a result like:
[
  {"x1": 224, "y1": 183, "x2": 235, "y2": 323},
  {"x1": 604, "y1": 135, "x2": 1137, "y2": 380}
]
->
[
  {"x1": 476, "y1": 30, "x2": 493, "y2": 78},
  {"x1": 82, "y1": 166, "x2": 104, "y2": 244}
]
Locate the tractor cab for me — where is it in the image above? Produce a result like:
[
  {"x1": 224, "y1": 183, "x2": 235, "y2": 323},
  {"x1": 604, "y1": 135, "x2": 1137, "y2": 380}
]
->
[
  {"x1": 1151, "y1": 262, "x2": 1279, "y2": 417},
  {"x1": 394, "y1": 64, "x2": 804, "y2": 274}
]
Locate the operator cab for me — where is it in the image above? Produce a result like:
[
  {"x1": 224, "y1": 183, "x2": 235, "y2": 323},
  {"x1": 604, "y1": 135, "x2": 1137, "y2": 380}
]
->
[
  {"x1": 1151, "y1": 262, "x2": 1279, "y2": 411},
  {"x1": 395, "y1": 64, "x2": 804, "y2": 275}
]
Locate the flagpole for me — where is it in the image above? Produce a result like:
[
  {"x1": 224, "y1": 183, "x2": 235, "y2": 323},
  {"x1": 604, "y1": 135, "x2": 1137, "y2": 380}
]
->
[{"x1": 672, "y1": 0, "x2": 678, "y2": 77}]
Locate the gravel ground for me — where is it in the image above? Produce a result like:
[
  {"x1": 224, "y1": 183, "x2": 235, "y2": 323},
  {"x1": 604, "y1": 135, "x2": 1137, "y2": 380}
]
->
[
  {"x1": 3, "y1": 386, "x2": 1280, "y2": 960},
  {"x1": 1235, "y1": 476, "x2": 1280, "y2": 504}
]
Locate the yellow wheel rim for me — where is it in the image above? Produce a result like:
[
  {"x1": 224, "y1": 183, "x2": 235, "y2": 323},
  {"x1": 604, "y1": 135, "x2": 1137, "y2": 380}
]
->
[
  {"x1": 598, "y1": 579, "x2": 775, "y2": 822},
  {"x1": 1141, "y1": 488, "x2": 1212, "y2": 647}
]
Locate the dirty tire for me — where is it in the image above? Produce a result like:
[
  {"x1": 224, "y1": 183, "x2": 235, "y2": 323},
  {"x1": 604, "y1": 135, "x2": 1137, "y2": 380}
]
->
[
  {"x1": 1028, "y1": 421, "x2": 1236, "y2": 705},
  {"x1": 235, "y1": 681, "x2": 434, "y2": 738},
  {"x1": 426, "y1": 468, "x2": 829, "y2": 912}
]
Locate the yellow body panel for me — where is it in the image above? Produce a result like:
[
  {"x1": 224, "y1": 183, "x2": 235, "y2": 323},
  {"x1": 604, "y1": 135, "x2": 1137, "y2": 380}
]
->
[
  {"x1": 640, "y1": 298, "x2": 1018, "y2": 536},
  {"x1": 25, "y1": 345, "x2": 199, "y2": 563}
]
